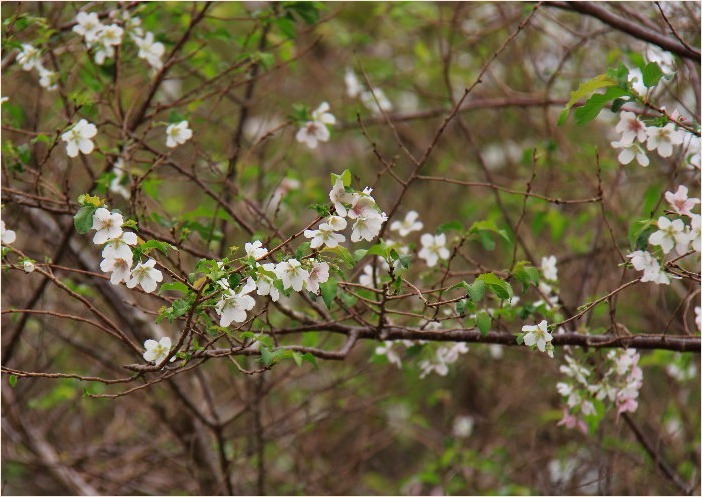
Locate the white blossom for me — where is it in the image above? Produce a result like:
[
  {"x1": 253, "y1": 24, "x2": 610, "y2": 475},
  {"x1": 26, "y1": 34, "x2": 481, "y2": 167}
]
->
[
  {"x1": 62, "y1": 119, "x2": 98, "y2": 158},
  {"x1": 91, "y1": 208, "x2": 123, "y2": 245},
  {"x1": 344, "y1": 68, "x2": 363, "y2": 98},
  {"x1": 134, "y1": 32, "x2": 165, "y2": 70},
  {"x1": 418, "y1": 233, "x2": 450, "y2": 267},
  {"x1": 375, "y1": 341, "x2": 402, "y2": 368},
  {"x1": 101, "y1": 231, "x2": 137, "y2": 260},
  {"x1": 37, "y1": 66, "x2": 59, "y2": 91},
  {"x1": 611, "y1": 140, "x2": 649, "y2": 167},
  {"x1": 110, "y1": 158, "x2": 130, "y2": 199},
  {"x1": 311, "y1": 101, "x2": 336, "y2": 126},
  {"x1": 325, "y1": 215, "x2": 347, "y2": 231},
  {"x1": 627, "y1": 250, "x2": 670, "y2": 285},
  {"x1": 649, "y1": 216, "x2": 688, "y2": 254},
  {"x1": 304, "y1": 223, "x2": 346, "y2": 249},
  {"x1": 215, "y1": 280, "x2": 257, "y2": 326},
  {"x1": 452, "y1": 415, "x2": 475, "y2": 438},
  {"x1": 627, "y1": 67, "x2": 647, "y2": 96},
  {"x1": 252, "y1": 265, "x2": 280, "y2": 302},
  {"x1": 645, "y1": 124, "x2": 684, "y2": 158},
  {"x1": 17, "y1": 43, "x2": 42, "y2": 71},
  {"x1": 350, "y1": 214, "x2": 386, "y2": 242},
  {"x1": 143, "y1": 337, "x2": 172, "y2": 364},
  {"x1": 73, "y1": 12, "x2": 104, "y2": 42},
  {"x1": 245, "y1": 240, "x2": 268, "y2": 259},
  {"x1": 165, "y1": 121, "x2": 193, "y2": 148},
  {"x1": 522, "y1": 320, "x2": 553, "y2": 354},
  {"x1": 275, "y1": 259, "x2": 309, "y2": 292},
  {"x1": 126, "y1": 259, "x2": 163, "y2": 293},
  {"x1": 360, "y1": 88, "x2": 392, "y2": 115},
  {"x1": 390, "y1": 210, "x2": 423, "y2": 237},
  {"x1": 1, "y1": 221, "x2": 16, "y2": 244},
  {"x1": 541, "y1": 255, "x2": 558, "y2": 282},
  {"x1": 22, "y1": 260, "x2": 35, "y2": 273}
]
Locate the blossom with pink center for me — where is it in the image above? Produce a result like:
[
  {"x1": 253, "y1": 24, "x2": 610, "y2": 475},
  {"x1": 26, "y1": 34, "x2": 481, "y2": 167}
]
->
[
  {"x1": 665, "y1": 185, "x2": 700, "y2": 217},
  {"x1": 614, "y1": 111, "x2": 646, "y2": 145}
]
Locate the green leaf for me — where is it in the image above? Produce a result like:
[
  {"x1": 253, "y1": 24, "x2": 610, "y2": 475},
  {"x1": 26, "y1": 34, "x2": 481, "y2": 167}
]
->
[
  {"x1": 331, "y1": 169, "x2": 352, "y2": 187},
  {"x1": 477, "y1": 272, "x2": 513, "y2": 300},
  {"x1": 574, "y1": 86, "x2": 629, "y2": 125},
  {"x1": 437, "y1": 220, "x2": 463, "y2": 234},
  {"x1": 642, "y1": 61, "x2": 663, "y2": 88},
  {"x1": 319, "y1": 279, "x2": 338, "y2": 308},
  {"x1": 73, "y1": 206, "x2": 98, "y2": 234},
  {"x1": 8, "y1": 375, "x2": 17, "y2": 387},
  {"x1": 323, "y1": 245, "x2": 354, "y2": 267},
  {"x1": 292, "y1": 351, "x2": 303, "y2": 367},
  {"x1": 260, "y1": 346, "x2": 274, "y2": 367},
  {"x1": 159, "y1": 282, "x2": 189, "y2": 295},
  {"x1": 466, "y1": 279, "x2": 485, "y2": 302},
  {"x1": 560, "y1": 73, "x2": 617, "y2": 125},
  {"x1": 140, "y1": 239, "x2": 175, "y2": 255},
  {"x1": 476, "y1": 311, "x2": 491, "y2": 336}
]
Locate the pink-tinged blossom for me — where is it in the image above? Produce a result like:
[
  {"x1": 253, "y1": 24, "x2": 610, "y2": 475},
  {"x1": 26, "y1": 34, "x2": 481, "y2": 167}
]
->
[
  {"x1": 347, "y1": 194, "x2": 379, "y2": 220},
  {"x1": 611, "y1": 140, "x2": 649, "y2": 167},
  {"x1": 390, "y1": 210, "x2": 423, "y2": 237},
  {"x1": 627, "y1": 250, "x2": 670, "y2": 285},
  {"x1": 296, "y1": 121, "x2": 330, "y2": 149},
  {"x1": 557, "y1": 409, "x2": 587, "y2": 434},
  {"x1": 614, "y1": 111, "x2": 647, "y2": 145},
  {"x1": 305, "y1": 261, "x2": 330, "y2": 294},
  {"x1": 645, "y1": 123, "x2": 684, "y2": 158},
  {"x1": 275, "y1": 258, "x2": 309, "y2": 292},
  {"x1": 215, "y1": 280, "x2": 257, "y2": 327},
  {"x1": 91, "y1": 208, "x2": 123, "y2": 245},
  {"x1": 1, "y1": 221, "x2": 16, "y2": 244},
  {"x1": 418, "y1": 233, "x2": 450, "y2": 267},
  {"x1": 665, "y1": 185, "x2": 700, "y2": 217},
  {"x1": 126, "y1": 259, "x2": 163, "y2": 293},
  {"x1": 688, "y1": 215, "x2": 701, "y2": 252},
  {"x1": 329, "y1": 178, "x2": 355, "y2": 217},
  {"x1": 62, "y1": 119, "x2": 98, "y2": 158},
  {"x1": 648, "y1": 216, "x2": 688, "y2": 254}
]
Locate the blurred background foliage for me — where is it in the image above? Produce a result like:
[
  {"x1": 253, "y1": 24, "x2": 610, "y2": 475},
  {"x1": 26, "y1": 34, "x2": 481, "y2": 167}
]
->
[{"x1": 1, "y1": 1, "x2": 700, "y2": 495}]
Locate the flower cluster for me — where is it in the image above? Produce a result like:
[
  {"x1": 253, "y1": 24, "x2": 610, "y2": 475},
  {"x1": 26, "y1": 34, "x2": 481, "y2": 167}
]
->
[
  {"x1": 344, "y1": 68, "x2": 393, "y2": 115},
  {"x1": 611, "y1": 111, "x2": 686, "y2": 167},
  {"x1": 296, "y1": 102, "x2": 336, "y2": 149},
  {"x1": 418, "y1": 342, "x2": 469, "y2": 378},
  {"x1": 627, "y1": 185, "x2": 700, "y2": 285},
  {"x1": 16, "y1": 43, "x2": 58, "y2": 91},
  {"x1": 72, "y1": 8, "x2": 163, "y2": 70},
  {"x1": 213, "y1": 241, "x2": 331, "y2": 327},
  {"x1": 90, "y1": 206, "x2": 163, "y2": 293},
  {"x1": 556, "y1": 349, "x2": 643, "y2": 433},
  {"x1": 319, "y1": 173, "x2": 387, "y2": 244}
]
